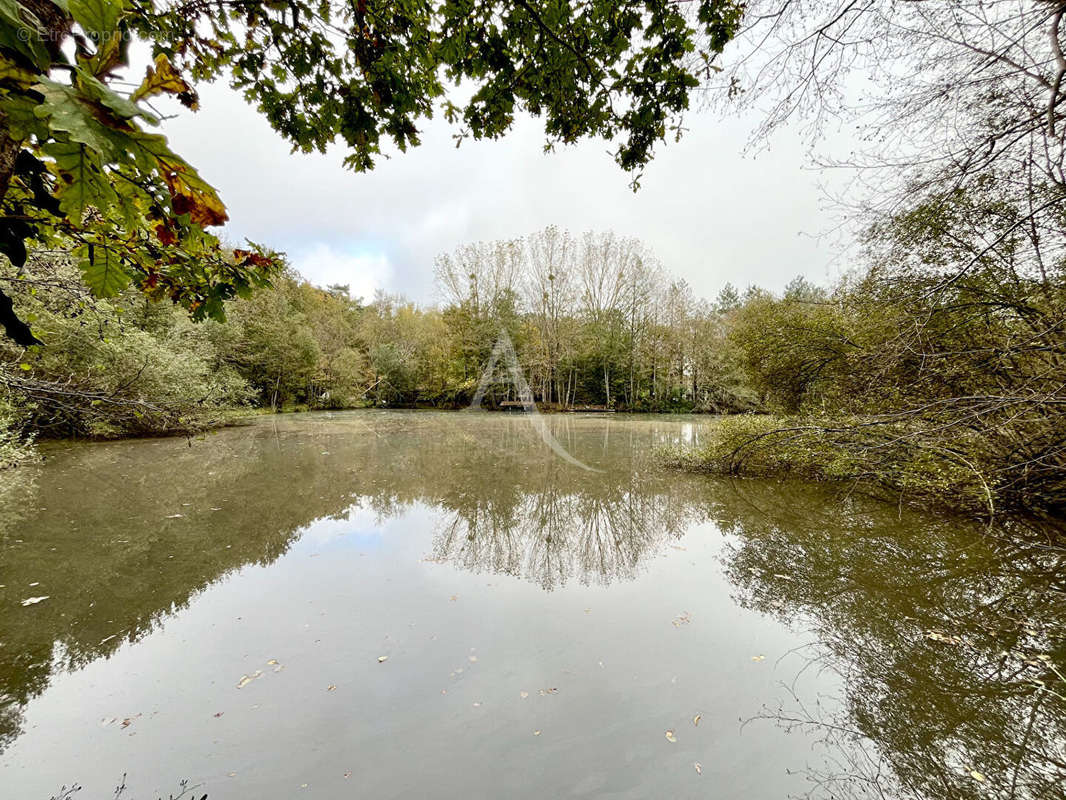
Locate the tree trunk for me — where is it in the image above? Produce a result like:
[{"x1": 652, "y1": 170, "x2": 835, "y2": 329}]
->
[
  {"x1": 0, "y1": 127, "x2": 20, "y2": 206},
  {"x1": 0, "y1": 1, "x2": 72, "y2": 346},
  {"x1": 271, "y1": 373, "x2": 282, "y2": 411},
  {"x1": 0, "y1": 1, "x2": 69, "y2": 205},
  {"x1": 0, "y1": 112, "x2": 38, "y2": 344}
]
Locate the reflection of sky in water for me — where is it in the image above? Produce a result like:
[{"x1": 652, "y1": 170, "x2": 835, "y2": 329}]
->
[
  {"x1": 289, "y1": 500, "x2": 392, "y2": 552},
  {"x1": 0, "y1": 411, "x2": 1062, "y2": 800}
]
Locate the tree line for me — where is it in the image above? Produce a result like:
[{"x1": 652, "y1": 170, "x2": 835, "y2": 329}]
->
[
  {"x1": 432, "y1": 227, "x2": 760, "y2": 413},
  {"x1": 0, "y1": 227, "x2": 772, "y2": 454}
]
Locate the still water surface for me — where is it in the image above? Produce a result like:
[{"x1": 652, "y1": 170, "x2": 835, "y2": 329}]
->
[{"x1": 0, "y1": 411, "x2": 1063, "y2": 799}]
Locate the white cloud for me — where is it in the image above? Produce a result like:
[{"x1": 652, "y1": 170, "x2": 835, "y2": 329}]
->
[{"x1": 289, "y1": 243, "x2": 393, "y2": 304}]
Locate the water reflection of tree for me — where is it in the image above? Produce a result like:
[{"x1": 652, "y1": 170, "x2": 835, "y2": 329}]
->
[
  {"x1": 5, "y1": 411, "x2": 1063, "y2": 800},
  {"x1": 0, "y1": 412, "x2": 709, "y2": 749},
  {"x1": 708, "y1": 483, "x2": 1066, "y2": 800},
  {"x1": 431, "y1": 482, "x2": 699, "y2": 590},
  {"x1": 0, "y1": 430, "x2": 364, "y2": 752},
  {"x1": 422, "y1": 414, "x2": 707, "y2": 589}
]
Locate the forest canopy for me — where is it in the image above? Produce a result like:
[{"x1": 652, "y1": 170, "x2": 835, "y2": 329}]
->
[{"x1": 0, "y1": 227, "x2": 756, "y2": 443}]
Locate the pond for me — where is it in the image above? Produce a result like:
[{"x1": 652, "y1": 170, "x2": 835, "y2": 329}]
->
[{"x1": 0, "y1": 411, "x2": 1063, "y2": 799}]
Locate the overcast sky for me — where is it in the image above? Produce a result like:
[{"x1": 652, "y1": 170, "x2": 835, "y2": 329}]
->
[{"x1": 158, "y1": 79, "x2": 845, "y2": 306}]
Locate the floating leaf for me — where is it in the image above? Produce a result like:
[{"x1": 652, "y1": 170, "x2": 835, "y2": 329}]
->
[
  {"x1": 533, "y1": 730, "x2": 541, "y2": 736},
  {"x1": 926, "y1": 630, "x2": 963, "y2": 645},
  {"x1": 20, "y1": 596, "x2": 49, "y2": 606},
  {"x1": 672, "y1": 611, "x2": 692, "y2": 627},
  {"x1": 378, "y1": 655, "x2": 389, "y2": 663},
  {"x1": 694, "y1": 762, "x2": 702, "y2": 775},
  {"x1": 519, "y1": 691, "x2": 529, "y2": 699},
  {"x1": 665, "y1": 730, "x2": 677, "y2": 743},
  {"x1": 693, "y1": 714, "x2": 701, "y2": 726},
  {"x1": 751, "y1": 655, "x2": 765, "y2": 662},
  {"x1": 327, "y1": 685, "x2": 337, "y2": 692},
  {"x1": 235, "y1": 670, "x2": 262, "y2": 689}
]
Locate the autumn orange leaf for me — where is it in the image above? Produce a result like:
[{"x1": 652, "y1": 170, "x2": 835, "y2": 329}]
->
[{"x1": 132, "y1": 54, "x2": 200, "y2": 110}]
